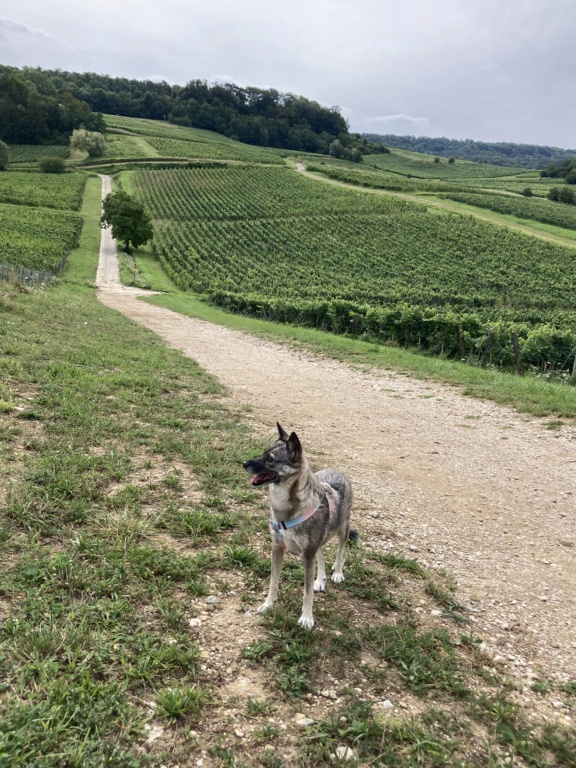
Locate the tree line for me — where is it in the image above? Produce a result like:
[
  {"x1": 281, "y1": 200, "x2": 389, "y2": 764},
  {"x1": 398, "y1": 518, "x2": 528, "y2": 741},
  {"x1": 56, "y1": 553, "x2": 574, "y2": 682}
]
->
[
  {"x1": 362, "y1": 133, "x2": 576, "y2": 170},
  {"x1": 0, "y1": 65, "x2": 382, "y2": 156},
  {"x1": 540, "y1": 157, "x2": 576, "y2": 183},
  {"x1": 0, "y1": 66, "x2": 105, "y2": 145}
]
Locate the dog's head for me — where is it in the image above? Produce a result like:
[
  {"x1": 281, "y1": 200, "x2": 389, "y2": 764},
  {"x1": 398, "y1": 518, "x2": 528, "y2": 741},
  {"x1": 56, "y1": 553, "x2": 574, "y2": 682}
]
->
[{"x1": 242, "y1": 422, "x2": 303, "y2": 487}]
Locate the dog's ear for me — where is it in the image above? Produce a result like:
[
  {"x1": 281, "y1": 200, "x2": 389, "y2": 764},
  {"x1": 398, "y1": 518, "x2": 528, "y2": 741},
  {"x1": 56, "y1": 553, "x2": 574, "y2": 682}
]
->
[
  {"x1": 287, "y1": 432, "x2": 302, "y2": 463},
  {"x1": 277, "y1": 422, "x2": 290, "y2": 442}
]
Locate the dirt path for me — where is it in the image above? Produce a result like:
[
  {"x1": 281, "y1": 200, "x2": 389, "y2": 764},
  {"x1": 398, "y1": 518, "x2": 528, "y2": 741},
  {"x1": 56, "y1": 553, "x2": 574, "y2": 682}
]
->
[{"x1": 96, "y1": 175, "x2": 576, "y2": 684}]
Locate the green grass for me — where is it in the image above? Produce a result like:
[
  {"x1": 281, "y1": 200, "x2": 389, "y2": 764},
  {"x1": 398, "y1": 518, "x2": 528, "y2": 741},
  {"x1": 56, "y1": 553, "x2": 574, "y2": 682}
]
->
[
  {"x1": 0, "y1": 178, "x2": 264, "y2": 765},
  {"x1": 103, "y1": 133, "x2": 156, "y2": 160}
]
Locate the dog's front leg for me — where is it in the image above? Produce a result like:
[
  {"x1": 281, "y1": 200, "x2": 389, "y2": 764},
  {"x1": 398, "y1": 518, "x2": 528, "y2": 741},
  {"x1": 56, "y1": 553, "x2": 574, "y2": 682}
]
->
[
  {"x1": 298, "y1": 553, "x2": 316, "y2": 629},
  {"x1": 314, "y1": 549, "x2": 327, "y2": 592},
  {"x1": 258, "y1": 543, "x2": 284, "y2": 613}
]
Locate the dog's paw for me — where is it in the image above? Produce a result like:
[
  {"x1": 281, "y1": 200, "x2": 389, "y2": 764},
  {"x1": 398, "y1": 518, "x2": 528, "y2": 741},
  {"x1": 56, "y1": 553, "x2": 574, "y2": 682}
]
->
[
  {"x1": 257, "y1": 601, "x2": 274, "y2": 614},
  {"x1": 314, "y1": 578, "x2": 327, "y2": 593},
  {"x1": 298, "y1": 614, "x2": 315, "y2": 629},
  {"x1": 331, "y1": 572, "x2": 345, "y2": 583}
]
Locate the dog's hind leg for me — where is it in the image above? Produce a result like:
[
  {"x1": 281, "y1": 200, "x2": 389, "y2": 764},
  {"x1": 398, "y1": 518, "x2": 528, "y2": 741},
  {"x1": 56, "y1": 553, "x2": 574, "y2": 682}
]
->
[
  {"x1": 298, "y1": 552, "x2": 316, "y2": 629},
  {"x1": 331, "y1": 527, "x2": 348, "y2": 583},
  {"x1": 314, "y1": 549, "x2": 327, "y2": 593},
  {"x1": 258, "y1": 543, "x2": 285, "y2": 613}
]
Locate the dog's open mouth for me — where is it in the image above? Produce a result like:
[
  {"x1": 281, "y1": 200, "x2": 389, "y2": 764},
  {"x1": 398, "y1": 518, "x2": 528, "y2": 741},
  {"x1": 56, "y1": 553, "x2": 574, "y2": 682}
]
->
[{"x1": 250, "y1": 471, "x2": 278, "y2": 487}]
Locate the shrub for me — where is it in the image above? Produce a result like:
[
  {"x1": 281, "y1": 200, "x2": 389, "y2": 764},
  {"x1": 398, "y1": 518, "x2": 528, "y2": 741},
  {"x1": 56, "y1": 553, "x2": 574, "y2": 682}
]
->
[{"x1": 39, "y1": 157, "x2": 66, "y2": 174}]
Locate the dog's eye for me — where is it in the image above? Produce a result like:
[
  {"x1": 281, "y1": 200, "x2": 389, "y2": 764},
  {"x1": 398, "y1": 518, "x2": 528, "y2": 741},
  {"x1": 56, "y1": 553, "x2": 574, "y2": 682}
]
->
[{"x1": 266, "y1": 454, "x2": 275, "y2": 464}]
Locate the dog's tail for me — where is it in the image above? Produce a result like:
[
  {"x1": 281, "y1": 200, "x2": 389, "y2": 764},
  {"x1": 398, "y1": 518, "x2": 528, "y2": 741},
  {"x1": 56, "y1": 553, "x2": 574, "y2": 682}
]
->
[{"x1": 348, "y1": 527, "x2": 360, "y2": 544}]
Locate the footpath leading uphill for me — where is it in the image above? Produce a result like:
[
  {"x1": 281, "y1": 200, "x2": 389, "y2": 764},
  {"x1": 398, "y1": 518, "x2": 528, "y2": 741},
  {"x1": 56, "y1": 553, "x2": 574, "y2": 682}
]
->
[{"x1": 96, "y1": 176, "x2": 576, "y2": 685}]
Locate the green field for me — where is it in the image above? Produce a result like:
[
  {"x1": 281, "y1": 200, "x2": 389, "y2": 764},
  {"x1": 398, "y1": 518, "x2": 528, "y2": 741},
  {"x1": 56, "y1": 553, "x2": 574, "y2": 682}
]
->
[
  {"x1": 305, "y1": 163, "x2": 482, "y2": 194},
  {"x1": 0, "y1": 171, "x2": 87, "y2": 211},
  {"x1": 102, "y1": 133, "x2": 158, "y2": 159},
  {"x1": 3, "y1": 112, "x2": 575, "y2": 373},
  {"x1": 0, "y1": 171, "x2": 86, "y2": 274},
  {"x1": 7, "y1": 145, "x2": 70, "y2": 164},
  {"x1": 104, "y1": 113, "x2": 238, "y2": 142},
  {"x1": 366, "y1": 147, "x2": 529, "y2": 179},
  {"x1": 144, "y1": 136, "x2": 285, "y2": 164},
  {"x1": 131, "y1": 164, "x2": 576, "y2": 370},
  {"x1": 306, "y1": 162, "x2": 555, "y2": 196},
  {"x1": 439, "y1": 190, "x2": 576, "y2": 231},
  {"x1": 0, "y1": 203, "x2": 83, "y2": 272},
  {"x1": 104, "y1": 114, "x2": 286, "y2": 164}
]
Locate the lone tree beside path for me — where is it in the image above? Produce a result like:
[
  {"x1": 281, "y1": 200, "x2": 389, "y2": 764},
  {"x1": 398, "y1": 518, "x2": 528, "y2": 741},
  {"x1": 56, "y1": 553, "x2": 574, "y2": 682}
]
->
[{"x1": 101, "y1": 191, "x2": 153, "y2": 254}]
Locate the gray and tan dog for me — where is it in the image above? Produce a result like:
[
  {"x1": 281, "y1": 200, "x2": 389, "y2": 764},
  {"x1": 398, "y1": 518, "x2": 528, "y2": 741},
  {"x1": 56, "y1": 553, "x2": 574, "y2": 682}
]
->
[{"x1": 243, "y1": 423, "x2": 357, "y2": 629}]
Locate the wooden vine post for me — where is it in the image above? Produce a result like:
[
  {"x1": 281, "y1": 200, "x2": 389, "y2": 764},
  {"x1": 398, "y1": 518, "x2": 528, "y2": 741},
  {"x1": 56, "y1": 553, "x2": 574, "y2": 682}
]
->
[
  {"x1": 511, "y1": 332, "x2": 524, "y2": 376},
  {"x1": 481, "y1": 327, "x2": 494, "y2": 368}
]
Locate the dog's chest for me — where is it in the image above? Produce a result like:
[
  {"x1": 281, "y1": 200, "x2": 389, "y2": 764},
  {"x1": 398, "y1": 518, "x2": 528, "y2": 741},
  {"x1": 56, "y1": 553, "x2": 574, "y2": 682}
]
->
[{"x1": 280, "y1": 530, "x2": 305, "y2": 556}]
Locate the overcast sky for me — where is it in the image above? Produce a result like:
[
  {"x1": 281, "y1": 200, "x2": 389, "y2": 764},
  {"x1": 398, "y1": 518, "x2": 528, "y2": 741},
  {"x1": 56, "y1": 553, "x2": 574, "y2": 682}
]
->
[{"x1": 1, "y1": 0, "x2": 575, "y2": 148}]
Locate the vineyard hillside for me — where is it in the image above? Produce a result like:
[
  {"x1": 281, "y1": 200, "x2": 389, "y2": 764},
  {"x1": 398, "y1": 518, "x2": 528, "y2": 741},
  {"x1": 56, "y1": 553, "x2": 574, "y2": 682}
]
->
[
  {"x1": 127, "y1": 158, "x2": 576, "y2": 372},
  {"x1": 0, "y1": 172, "x2": 86, "y2": 276}
]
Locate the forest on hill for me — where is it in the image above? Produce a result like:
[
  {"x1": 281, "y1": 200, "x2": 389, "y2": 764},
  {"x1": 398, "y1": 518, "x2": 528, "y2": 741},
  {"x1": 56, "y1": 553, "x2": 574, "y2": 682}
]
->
[
  {"x1": 0, "y1": 66, "x2": 105, "y2": 144},
  {"x1": 362, "y1": 132, "x2": 576, "y2": 169},
  {"x1": 0, "y1": 65, "x2": 370, "y2": 155}
]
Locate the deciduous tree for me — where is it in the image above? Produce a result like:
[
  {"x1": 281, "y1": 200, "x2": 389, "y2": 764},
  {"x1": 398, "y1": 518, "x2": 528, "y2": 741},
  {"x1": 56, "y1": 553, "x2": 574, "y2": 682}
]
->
[
  {"x1": 70, "y1": 128, "x2": 106, "y2": 157},
  {"x1": 101, "y1": 191, "x2": 153, "y2": 253}
]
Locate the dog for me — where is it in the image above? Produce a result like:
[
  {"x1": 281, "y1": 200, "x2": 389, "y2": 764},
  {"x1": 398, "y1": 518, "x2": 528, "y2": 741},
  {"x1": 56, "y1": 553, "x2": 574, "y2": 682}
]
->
[{"x1": 243, "y1": 423, "x2": 357, "y2": 629}]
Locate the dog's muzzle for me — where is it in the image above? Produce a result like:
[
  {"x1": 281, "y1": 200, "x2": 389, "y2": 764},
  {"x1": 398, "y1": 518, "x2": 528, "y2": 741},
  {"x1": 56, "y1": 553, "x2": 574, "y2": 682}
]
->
[{"x1": 243, "y1": 460, "x2": 278, "y2": 487}]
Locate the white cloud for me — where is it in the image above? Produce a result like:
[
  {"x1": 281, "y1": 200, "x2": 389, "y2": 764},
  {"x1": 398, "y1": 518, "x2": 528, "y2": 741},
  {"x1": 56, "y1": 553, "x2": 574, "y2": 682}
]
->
[{"x1": 0, "y1": 17, "x2": 85, "y2": 49}]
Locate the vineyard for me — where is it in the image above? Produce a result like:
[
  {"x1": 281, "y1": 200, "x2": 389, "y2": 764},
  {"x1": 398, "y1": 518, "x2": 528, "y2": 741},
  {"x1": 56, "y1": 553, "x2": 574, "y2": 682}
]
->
[
  {"x1": 0, "y1": 203, "x2": 83, "y2": 272},
  {"x1": 0, "y1": 172, "x2": 87, "y2": 211},
  {"x1": 0, "y1": 170, "x2": 85, "y2": 278},
  {"x1": 306, "y1": 163, "x2": 555, "y2": 197},
  {"x1": 365, "y1": 148, "x2": 529, "y2": 179},
  {"x1": 102, "y1": 134, "x2": 156, "y2": 159},
  {"x1": 438, "y1": 191, "x2": 576, "y2": 231},
  {"x1": 104, "y1": 114, "x2": 287, "y2": 164},
  {"x1": 104, "y1": 114, "x2": 246, "y2": 142},
  {"x1": 145, "y1": 136, "x2": 285, "y2": 164},
  {"x1": 132, "y1": 166, "x2": 409, "y2": 219},
  {"x1": 7, "y1": 145, "x2": 69, "y2": 164},
  {"x1": 305, "y1": 164, "x2": 482, "y2": 194},
  {"x1": 132, "y1": 165, "x2": 576, "y2": 370}
]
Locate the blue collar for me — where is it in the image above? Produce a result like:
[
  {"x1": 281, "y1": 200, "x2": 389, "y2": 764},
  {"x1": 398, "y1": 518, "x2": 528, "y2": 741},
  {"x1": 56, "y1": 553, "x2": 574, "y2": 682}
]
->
[{"x1": 269, "y1": 498, "x2": 326, "y2": 549}]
